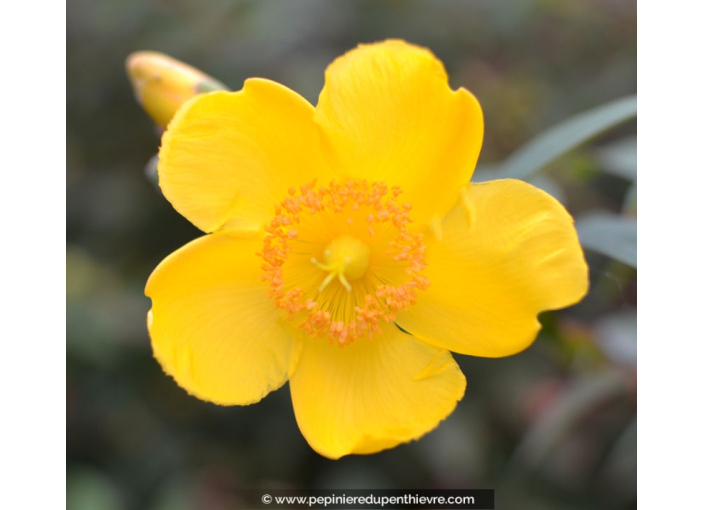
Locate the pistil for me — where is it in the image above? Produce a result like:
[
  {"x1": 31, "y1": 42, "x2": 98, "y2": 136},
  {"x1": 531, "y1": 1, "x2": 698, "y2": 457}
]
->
[
  {"x1": 311, "y1": 235, "x2": 371, "y2": 292},
  {"x1": 259, "y1": 179, "x2": 428, "y2": 345}
]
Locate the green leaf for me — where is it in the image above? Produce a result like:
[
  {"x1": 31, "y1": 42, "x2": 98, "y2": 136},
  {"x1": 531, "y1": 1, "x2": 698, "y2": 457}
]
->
[
  {"x1": 144, "y1": 153, "x2": 160, "y2": 191},
  {"x1": 195, "y1": 76, "x2": 228, "y2": 93},
  {"x1": 576, "y1": 213, "x2": 637, "y2": 267},
  {"x1": 494, "y1": 95, "x2": 637, "y2": 180},
  {"x1": 508, "y1": 371, "x2": 631, "y2": 472},
  {"x1": 623, "y1": 181, "x2": 637, "y2": 214},
  {"x1": 67, "y1": 469, "x2": 124, "y2": 510},
  {"x1": 596, "y1": 136, "x2": 637, "y2": 181},
  {"x1": 594, "y1": 311, "x2": 637, "y2": 367}
]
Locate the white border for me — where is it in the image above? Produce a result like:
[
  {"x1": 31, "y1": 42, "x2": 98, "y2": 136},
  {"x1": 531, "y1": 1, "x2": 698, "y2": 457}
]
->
[
  {"x1": 639, "y1": 1, "x2": 704, "y2": 508},
  {"x1": 3, "y1": 0, "x2": 66, "y2": 507}
]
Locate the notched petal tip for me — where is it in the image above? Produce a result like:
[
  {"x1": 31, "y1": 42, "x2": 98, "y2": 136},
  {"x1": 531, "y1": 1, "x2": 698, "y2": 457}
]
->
[
  {"x1": 290, "y1": 326, "x2": 467, "y2": 459},
  {"x1": 397, "y1": 179, "x2": 589, "y2": 358},
  {"x1": 315, "y1": 39, "x2": 485, "y2": 227},
  {"x1": 156, "y1": 78, "x2": 333, "y2": 233}
]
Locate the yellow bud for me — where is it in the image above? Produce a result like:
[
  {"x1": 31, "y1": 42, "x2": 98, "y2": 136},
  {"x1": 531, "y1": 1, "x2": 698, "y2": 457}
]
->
[{"x1": 125, "y1": 51, "x2": 227, "y2": 128}]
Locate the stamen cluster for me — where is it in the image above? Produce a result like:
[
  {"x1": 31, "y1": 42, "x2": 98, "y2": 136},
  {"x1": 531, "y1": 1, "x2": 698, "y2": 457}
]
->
[{"x1": 259, "y1": 180, "x2": 429, "y2": 345}]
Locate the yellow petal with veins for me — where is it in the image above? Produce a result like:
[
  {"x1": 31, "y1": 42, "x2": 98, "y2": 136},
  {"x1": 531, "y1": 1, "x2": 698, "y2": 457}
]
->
[
  {"x1": 158, "y1": 79, "x2": 335, "y2": 233},
  {"x1": 146, "y1": 232, "x2": 300, "y2": 405},
  {"x1": 396, "y1": 179, "x2": 589, "y2": 357},
  {"x1": 289, "y1": 323, "x2": 466, "y2": 459},
  {"x1": 315, "y1": 40, "x2": 483, "y2": 228}
]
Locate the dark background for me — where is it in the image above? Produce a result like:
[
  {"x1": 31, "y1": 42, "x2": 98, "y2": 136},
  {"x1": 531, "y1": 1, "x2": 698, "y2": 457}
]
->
[{"x1": 67, "y1": 1, "x2": 637, "y2": 509}]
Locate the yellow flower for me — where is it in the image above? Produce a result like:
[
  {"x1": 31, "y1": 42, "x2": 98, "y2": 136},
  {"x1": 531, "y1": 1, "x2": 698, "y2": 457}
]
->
[
  {"x1": 126, "y1": 51, "x2": 226, "y2": 128},
  {"x1": 146, "y1": 40, "x2": 588, "y2": 459}
]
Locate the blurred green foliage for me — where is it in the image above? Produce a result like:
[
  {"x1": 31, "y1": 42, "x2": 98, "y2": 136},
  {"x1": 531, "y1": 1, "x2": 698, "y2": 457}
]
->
[{"x1": 67, "y1": 1, "x2": 636, "y2": 509}]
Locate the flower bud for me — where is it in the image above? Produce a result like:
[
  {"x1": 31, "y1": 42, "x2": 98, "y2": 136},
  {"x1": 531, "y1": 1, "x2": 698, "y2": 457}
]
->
[{"x1": 126, "y1": 51, "x2": 227, "y2": 128}]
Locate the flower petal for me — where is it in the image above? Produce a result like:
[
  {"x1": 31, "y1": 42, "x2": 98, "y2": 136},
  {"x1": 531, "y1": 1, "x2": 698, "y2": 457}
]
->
[
  {"x1": 314, "y1": 40, "x2": 483, "y2": 226},
  {"x1": 395, "y1": 179, "x2": 589, "y2": 357},
  {"x1": 289, "y1": 324, "x2": 466, "y2": 459},
  {"x1": 146, "y1": 232, "x2": 299, "y2": 405},
  {"x1": 159, "y1": 78, "x2": 333, "y2": 233}
]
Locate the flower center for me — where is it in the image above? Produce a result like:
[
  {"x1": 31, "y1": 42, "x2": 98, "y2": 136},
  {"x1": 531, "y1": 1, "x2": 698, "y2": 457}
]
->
[
  {"x1": 259, "y1": 180, "x2": 428, "y2": 345},
  {"x1": 312, "y1": 235, "x2": 370, "y2": 292}
]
